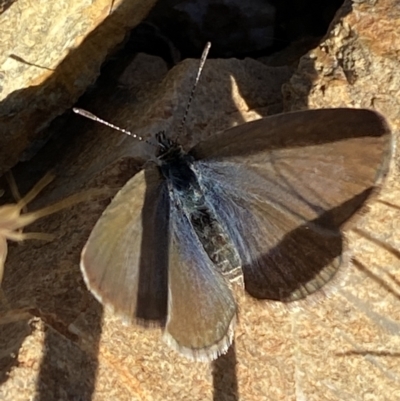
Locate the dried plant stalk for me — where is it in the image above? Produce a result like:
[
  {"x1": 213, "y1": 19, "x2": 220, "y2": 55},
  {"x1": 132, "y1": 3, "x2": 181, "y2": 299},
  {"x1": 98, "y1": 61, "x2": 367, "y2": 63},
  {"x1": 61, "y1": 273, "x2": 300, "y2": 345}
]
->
[{"x1": 0, "y1": 172, "x2": 109, "y2": 284}]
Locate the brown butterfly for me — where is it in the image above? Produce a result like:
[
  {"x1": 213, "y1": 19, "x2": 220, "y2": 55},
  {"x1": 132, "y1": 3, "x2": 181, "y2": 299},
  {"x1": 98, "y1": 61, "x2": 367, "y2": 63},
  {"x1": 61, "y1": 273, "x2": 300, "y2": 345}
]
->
[{"x1": 75, "y1": 43, "x2": 392, "y2": 361}]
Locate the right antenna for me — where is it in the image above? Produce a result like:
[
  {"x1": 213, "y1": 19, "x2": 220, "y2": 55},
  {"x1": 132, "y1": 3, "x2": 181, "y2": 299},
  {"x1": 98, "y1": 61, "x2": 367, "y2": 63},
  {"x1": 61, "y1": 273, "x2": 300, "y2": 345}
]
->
[{"x1": 177, "y1": 42, "x2": 211, "y2": 138}]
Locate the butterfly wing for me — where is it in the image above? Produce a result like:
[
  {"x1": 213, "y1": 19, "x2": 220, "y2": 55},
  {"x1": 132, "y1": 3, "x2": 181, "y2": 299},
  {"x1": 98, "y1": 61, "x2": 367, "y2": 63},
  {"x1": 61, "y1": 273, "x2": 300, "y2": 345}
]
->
[
  {"x1": 190, "y1": 108, "x2": 391, "y2": 301},
  {"x1": 165, "y1": 198, "x2": 236, "y2": 361},
  {"x1": 81, "y1": 164, "x2": 170, "y2": 324},
  {"x1": 81, "y1": 162, "x2": 236, "y2": 360}
]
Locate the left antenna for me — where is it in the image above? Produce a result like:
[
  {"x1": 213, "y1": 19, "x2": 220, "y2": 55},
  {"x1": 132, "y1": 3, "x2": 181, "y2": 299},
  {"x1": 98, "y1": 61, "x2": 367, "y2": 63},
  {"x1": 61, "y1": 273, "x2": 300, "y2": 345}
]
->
[{"x1": 73, "y1": 108, "x2": 145, "y2": 142}]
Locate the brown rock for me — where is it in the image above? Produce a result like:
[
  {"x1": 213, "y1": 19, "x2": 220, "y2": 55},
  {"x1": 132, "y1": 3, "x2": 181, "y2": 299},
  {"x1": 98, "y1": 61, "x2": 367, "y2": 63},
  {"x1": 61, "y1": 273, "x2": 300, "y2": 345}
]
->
[
  {"x1": 284, "y1": 0, "x2": 400, "y2": 125},
  {"x1": 1, "y1": 0, "x2": 400, "y2": 400},
  {"x1": 0, "y1": 0, "x2": 157, "y2": 175},
  {"x1": 283, "y1": 0, "x2": 400, "y2": 399}
]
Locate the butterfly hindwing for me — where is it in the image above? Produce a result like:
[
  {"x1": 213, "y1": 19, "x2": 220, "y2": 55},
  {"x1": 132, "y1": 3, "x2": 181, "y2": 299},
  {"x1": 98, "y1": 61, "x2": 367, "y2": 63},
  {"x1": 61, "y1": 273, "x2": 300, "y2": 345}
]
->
[{"x1": 165, "y1": 197, "x2": 237, "y2": 361}]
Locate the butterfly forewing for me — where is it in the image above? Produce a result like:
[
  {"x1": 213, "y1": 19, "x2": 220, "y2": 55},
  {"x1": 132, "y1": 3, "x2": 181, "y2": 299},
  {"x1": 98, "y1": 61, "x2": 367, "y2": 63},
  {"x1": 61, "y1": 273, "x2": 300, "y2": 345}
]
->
[
  {"x1": 81, "y1": 165, "x2": 169, "y2": 324},
  {"x1": 191, "y1": 108, "x2": 391, "y2": 165},
  {"x1": 191, "y1": 108, "x2": 391, "y2": 301},
  {"x1": 165, "y1": 202, "x2": 237, "y2": 361}
]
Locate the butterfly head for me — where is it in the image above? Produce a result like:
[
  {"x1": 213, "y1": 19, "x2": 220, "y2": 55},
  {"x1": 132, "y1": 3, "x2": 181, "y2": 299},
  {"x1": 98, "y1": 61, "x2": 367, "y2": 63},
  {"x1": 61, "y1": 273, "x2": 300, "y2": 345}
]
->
[{"x1": 155, "y1": 131, "x2": 185, "y2": 164}]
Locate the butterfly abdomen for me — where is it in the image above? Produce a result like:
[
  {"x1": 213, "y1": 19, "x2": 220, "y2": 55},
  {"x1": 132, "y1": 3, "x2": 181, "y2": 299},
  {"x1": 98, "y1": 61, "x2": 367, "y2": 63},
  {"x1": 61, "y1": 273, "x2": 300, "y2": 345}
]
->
[{"x1": 190, "y1": 206, "x2": 243, "y2": 285}]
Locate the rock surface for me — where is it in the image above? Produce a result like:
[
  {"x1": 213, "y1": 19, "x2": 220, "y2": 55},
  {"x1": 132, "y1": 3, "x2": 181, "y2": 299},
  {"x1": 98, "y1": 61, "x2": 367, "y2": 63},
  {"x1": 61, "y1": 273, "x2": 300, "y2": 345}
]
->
[
  {"x1": 1, "y1": 0, "x2": 400, "y2": 400},
  {"x1": 0, "y1": 0, "x2": 157, "y2": 175}
]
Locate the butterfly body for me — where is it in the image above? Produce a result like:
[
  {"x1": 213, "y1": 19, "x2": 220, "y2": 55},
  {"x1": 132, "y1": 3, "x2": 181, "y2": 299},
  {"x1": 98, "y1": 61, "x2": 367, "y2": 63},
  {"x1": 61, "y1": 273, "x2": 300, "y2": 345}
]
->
[{"x1": 157, "y1": 135, "x2": 243, "y2": 283}]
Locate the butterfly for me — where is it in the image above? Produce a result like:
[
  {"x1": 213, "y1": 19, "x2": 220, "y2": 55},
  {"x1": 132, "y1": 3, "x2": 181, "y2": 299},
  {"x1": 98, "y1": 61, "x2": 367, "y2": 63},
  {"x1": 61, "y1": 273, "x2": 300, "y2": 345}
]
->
[{"x1": 74, "y1": 42, "x2": 392, "y2": 362}]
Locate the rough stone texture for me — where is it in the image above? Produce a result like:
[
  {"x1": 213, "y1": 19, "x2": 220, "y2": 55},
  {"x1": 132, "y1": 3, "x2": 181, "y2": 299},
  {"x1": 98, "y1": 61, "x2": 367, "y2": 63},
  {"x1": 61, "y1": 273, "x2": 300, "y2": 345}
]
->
[
  {"x1": 1, "y1": 0, "x2": 400, "y2": 400},
  {"x1": 284, "y1": 0, "x2": 400, "y2": 122},
  {"x1": 0, "y1": 0, "x2": 157, "y2": 175},
  {"x1": 282, "y1": 0, "x2": 400, "y2": 398}
]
